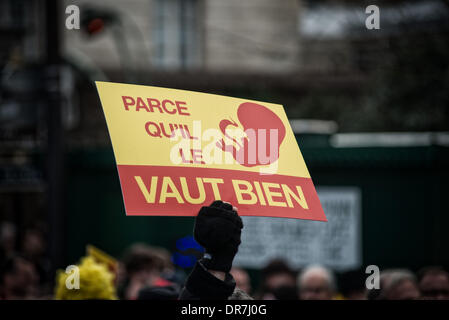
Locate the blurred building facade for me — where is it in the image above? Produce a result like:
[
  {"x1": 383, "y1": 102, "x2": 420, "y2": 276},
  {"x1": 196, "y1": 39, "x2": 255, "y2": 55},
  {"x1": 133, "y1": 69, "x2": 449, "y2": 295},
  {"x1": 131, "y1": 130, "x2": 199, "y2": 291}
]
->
[{"x1": 62, "y1": 0, "x2": 301, "y2": 73}]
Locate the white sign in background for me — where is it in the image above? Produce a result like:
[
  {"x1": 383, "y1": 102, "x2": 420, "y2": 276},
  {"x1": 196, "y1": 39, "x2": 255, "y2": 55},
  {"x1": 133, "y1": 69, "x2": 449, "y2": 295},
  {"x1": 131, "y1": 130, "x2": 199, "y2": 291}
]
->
[{"x1": 234, "y1": 187, "x2": 362, "y2": 271}]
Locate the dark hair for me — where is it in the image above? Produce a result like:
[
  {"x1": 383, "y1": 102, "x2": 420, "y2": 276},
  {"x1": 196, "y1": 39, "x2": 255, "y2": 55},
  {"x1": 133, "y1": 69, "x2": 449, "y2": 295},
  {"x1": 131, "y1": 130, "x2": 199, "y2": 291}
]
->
[
  {"x1": 122, "y1": 244, "x2": 162, "y2": 275},
  {"x1": 339, "y1": 269, "x2": 367, "y2": 297},
  {"x1": 261, "y1": 259, "x2": 295, "y2": 279},
  {"x1": 417, "y1": 266, "x2": 449, "y2": 282}
]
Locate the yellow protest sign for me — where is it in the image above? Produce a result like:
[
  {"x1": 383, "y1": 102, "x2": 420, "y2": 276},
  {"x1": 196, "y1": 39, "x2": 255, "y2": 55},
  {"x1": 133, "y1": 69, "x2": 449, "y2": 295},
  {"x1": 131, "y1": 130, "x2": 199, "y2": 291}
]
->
[{"x1": 96, "y1": 81, "x2": 326, "y2": 220}]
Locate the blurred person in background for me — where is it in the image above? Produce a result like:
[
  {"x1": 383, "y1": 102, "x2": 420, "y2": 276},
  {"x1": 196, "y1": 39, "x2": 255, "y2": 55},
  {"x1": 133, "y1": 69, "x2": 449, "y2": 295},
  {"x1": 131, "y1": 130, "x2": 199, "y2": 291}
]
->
[
  {"x1": 135, "y1": 246, "x2": 183, "y2": 300},
  {"x1": 418, "y1": 266, "x2": 449, "y2": 300},
  {"x1": 21, "y1": 225, "x2": 52, "y2": 293},
  {"x1": 230, "y1": 267, "x2": 251, "y2": 295},
  {"x1": 121, "y1": 243, "x2": 170, "y2": 299},
  {"x1": 377, "y1": 269, "x2": 420, "y2": 300},
  {"x1": 0, "y1": 255, "x2": 39, "y2": 299},
  {"x1": 0, "y1": 222, "x2": 17, "y2": 266},
  {"x1": 297, "y1": 265, "x2": 336, "y2": 300},
  {"x1": 257, "y1": 259, "x2": 298, "y2": 300},
  {"x1": 136, "y1": 284, "x2": 179, "y2": 300},
  {"x1": 150, "y1": 245, "x2": 185, "y2": 288},
  {"x1": 367, "y1": 268, "x2": 396, "y2": 300},
  {"x1": 339, "y1": 269, "x2": 367, "y2": 300}
]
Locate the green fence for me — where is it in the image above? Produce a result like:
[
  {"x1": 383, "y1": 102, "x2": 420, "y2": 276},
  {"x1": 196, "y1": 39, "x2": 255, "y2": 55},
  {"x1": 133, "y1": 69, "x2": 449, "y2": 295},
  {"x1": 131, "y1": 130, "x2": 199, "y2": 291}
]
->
[{"x1": 66, "y1": 137, "x2": 449, "y2": 271}]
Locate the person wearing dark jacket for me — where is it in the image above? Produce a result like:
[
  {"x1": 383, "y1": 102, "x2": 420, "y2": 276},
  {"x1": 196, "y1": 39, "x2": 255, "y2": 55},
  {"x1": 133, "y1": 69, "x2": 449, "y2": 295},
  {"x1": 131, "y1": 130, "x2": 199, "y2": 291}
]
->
[{"x1": 179, "y1": 201, "x2": 243, "y2": 300}]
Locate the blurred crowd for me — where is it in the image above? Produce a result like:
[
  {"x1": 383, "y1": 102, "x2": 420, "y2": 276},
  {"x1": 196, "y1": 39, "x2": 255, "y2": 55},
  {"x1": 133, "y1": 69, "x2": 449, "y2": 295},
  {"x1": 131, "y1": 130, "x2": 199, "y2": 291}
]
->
[{"x1": 1, "y1": 220, "x2": 448, "y2": 300}]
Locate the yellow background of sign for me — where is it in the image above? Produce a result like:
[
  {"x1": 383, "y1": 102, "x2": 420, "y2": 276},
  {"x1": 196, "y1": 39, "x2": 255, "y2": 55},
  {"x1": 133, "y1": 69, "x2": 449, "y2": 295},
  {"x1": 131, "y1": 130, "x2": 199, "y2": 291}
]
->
[{"x1": 96, "y1": 81, "x2": 311, "y2": 179}]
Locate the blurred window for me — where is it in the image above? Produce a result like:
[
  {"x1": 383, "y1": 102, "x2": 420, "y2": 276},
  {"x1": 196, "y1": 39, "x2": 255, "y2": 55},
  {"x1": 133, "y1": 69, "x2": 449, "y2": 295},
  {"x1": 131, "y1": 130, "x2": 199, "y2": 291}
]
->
[
  {"x1": 0, "y1": 0, "x2": 25, "y2": 28},
  {"x1": 153, "y1": 0, "x2": 202, "y2": 69}
]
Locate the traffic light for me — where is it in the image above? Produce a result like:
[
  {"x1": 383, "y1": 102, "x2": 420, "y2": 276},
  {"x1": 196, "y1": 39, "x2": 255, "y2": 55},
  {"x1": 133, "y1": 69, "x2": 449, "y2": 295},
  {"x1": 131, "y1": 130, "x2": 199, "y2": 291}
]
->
[{"x1": 81, "y1": 7, "x2": 118, "y2": 36}]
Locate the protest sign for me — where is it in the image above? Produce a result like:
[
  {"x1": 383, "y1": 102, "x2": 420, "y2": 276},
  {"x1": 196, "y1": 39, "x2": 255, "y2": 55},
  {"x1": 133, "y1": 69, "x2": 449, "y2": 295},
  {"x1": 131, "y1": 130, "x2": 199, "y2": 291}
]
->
[{"x1": 96, "y1": 81, "x2": 326, "y2": 220}]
